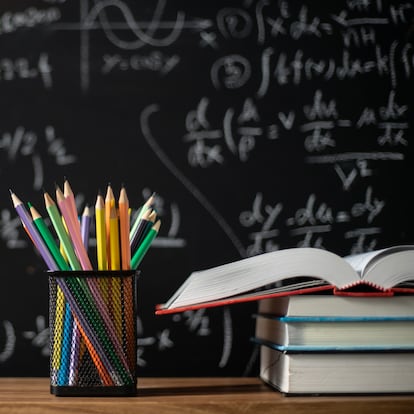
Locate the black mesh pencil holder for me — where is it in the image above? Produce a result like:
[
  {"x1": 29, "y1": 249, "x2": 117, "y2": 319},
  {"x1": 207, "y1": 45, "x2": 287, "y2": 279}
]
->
[{"x1": 48, "y1": 270, "x2": 138, "y2": 396}]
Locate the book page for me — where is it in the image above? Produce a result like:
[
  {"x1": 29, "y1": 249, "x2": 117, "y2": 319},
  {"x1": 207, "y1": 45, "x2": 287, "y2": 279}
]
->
[
  {"x1": 343, "y1": 249, "x2": 387, "y2": 277},
  {"x1": 344, "y1": 246, "x2": 414, "y2": 278},
  {"x1": 163, "y1": 248, "x2": 358, "y2": 309}
]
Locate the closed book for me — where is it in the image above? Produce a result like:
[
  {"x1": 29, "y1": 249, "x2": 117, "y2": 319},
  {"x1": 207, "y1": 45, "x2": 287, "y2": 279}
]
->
[
  {"x1": 253, "y1": 314, "x2": 414, "y2": 350},
  {"x1": 257, "y1": 295, "x2": 414, "y2": 318},
  {"x1": 259, "y1": 344, "x2": 414, "y2": 394}
]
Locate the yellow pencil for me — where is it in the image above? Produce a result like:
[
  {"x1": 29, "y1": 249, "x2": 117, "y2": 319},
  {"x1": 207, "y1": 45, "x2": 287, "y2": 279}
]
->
[
  {"x1": 95, "y1": 193, "x2": 109, "y2": 305},
  {"x1": 95, "y1": 193, "x2": 108, "y2": 271},
  {"x1": 51, "y1": 287, "x2": 65, "y2": 374}
]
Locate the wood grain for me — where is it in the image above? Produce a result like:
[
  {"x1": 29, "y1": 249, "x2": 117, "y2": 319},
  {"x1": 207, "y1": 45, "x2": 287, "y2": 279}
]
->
[{"x1": 0, "y1": 377, "x2": 413, "y2": 414}]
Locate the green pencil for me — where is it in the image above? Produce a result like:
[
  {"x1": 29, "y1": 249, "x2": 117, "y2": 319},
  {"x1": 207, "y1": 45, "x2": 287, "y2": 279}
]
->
[
  {"x1": 29, "y1": 204, "x2": 70, "y2": 271},
  {"x1": 129, "y1": 192, "x2": 155, "y2": 242},
  {"x1": 131, "y1": 220, "x2": 160, "y2": 269}
]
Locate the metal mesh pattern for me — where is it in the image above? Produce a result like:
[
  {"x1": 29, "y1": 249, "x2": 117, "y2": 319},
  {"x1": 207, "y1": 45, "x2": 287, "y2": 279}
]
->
[{"x1": 49, "y1": 271, "x2": 137, "y2": 392}]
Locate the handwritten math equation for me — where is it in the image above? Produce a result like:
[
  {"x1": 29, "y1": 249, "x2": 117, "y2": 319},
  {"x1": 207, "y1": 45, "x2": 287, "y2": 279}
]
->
[
  {"x1": 0, "y1": 125, "x2": 77, "y2": 190},
  {"x1": 182, "y1": 90, "x2": 407, "y2": 183},
  {"x1": 239, "y1": 186, "x2": 385, "y2": 257}
]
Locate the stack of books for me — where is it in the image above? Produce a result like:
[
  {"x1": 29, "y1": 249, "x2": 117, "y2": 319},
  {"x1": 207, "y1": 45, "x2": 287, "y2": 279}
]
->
[
  {"x1": 156, "y1": 244, "x2": 414, "y2": 394},
  {"x1": 253, "y1": 295, "x2": 414, "y2": 395}
]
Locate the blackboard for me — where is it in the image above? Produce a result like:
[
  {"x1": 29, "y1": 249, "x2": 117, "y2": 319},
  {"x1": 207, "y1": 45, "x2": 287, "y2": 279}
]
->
[{"x1": 0, "y1": 0, "x2": 413, "y2": 377}]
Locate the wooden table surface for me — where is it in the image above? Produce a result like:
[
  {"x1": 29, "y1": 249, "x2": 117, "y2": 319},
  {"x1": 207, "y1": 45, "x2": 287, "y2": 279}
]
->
[{"x1": 0, "y1": 377, "x2": 413, "y2": 414}]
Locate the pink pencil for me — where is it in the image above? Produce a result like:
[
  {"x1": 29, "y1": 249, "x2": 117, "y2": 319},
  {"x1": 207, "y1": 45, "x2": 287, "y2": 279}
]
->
[{"x1": 56, "y1": 186, "x2": 92, "y2": 271}]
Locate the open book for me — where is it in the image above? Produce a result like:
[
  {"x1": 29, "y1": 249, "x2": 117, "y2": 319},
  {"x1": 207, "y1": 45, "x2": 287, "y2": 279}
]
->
[{"x1": 156, "y1": 245, "x2": 414, "y2": 314}]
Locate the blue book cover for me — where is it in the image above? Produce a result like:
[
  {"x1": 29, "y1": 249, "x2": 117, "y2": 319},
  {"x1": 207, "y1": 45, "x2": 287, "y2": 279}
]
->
[
  {"x1": 253, "y1": 313, "x2": 414, "y2": 349},
  {"x1": 254, "y1": 313, "x2": 414, "y2": 322},
  {"x1": 251, "y1": 337, "x2": 414, "y2": 353}
]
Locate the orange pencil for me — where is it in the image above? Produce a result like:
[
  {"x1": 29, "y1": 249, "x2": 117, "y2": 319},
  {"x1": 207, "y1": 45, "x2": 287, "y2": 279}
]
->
[
  {"x1": 118, "y1": 186, "x2": 134, "y2": 369},
  {"x1": 109, "y1": 202, "x2": 120, "y2": 271},
  {"x1": 109, "y1": 201, "x2": 122, "y2": 341},
  {"x1": 118, "y1": 186, "x2": 131, "y2": 270},
  {"x1": 73, "y1": 316, "x2": 114, "y2": 386}
]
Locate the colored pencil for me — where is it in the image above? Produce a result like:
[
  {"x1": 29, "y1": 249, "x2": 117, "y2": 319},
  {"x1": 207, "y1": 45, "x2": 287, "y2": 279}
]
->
[
  {"x1": 118, "y1": 187, "x2": 135, "y2": 368},
  {"x1": 55, "y1": 278, "x2": 116, "y2": 385},
  {"x1": 44, "y1": 191, "x2": 82, "y2": 271},
  {"x1": 12, "y1": 183, "x2": 161, "y2": 388},
  {"x1": 29, "y1": 203, "x2": 72, "y2": 384},
  {"x1": 63, "y1": 179, "x2": 79, "y2": 223},
  {"x1": 32, "y1": 195, "x2": 115, "y2": 384},
  {"x1": 51, "y1": 287, "x2": 64, "y2": 375},
  {"x1": 81, "y1": 205, "x2": 91, "y2": 249},
  {"x1": 131, "y1": 220, "x2": 161, "y2": 269},
  {"x1": 46, "y1": 190, "x2": 130, "y2": 383},
  {"x1": 95, "y1": 193, "x2": 109, "y2": 310},
  {"x1": 109, "y1": 202, "x2": 121, "y2": 271},
  {"x1": 12, "y1": 192, "x2": 114, "y2": 385},
  {"x1": 29, "y1": 204, "x2": 70, "y2": 271},
  {"x1": 130, "y1": 208, "x2": 153, "y2": 253},
  {"x1": 105, "y1": 184, "x2": 115, "y2": 269},
  {"x1": 118, "y1": 186, "x2": 130, "y2": 271},
  {"x1": 56, "y1": 186, "x2": 92, "y2": 271},
  {"x1": 58, "y1": 303, "x2": 73, "y2": 385},
  {"x1": 68, "y1": 313, "x2": 81, "y2": 386},
  {"x1": 10, "y1": 191, "x2": 57, "y2": 271},
  {"x1": 95, "y1": 194, "x2": 107, "y2": 271},
  {"x1": 109, "y1": 200, "x2": 123, "y2": 340},
  {"x1": 129, "y1": 192, "x2": 155, "y2": 242}
]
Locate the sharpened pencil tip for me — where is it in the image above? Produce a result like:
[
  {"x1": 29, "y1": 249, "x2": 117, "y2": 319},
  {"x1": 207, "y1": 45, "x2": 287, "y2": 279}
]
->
[{"x1": 153, "y1": 219, "x2": 161, "y2": 232}]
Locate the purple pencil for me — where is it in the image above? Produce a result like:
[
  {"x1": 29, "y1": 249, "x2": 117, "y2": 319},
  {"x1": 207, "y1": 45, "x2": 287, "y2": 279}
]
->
[
  {"x1": 81, "y1": 205, "x2": 91, "y2": 248},
  {"x1": 10, "y1": 190, "x2": 58, "y2": 271}
]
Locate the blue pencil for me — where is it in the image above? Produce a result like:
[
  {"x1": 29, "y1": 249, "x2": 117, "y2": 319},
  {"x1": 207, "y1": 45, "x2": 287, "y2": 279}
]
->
[{"x1": 58, "y1": 303, "x2": 73, "y2": 385}]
